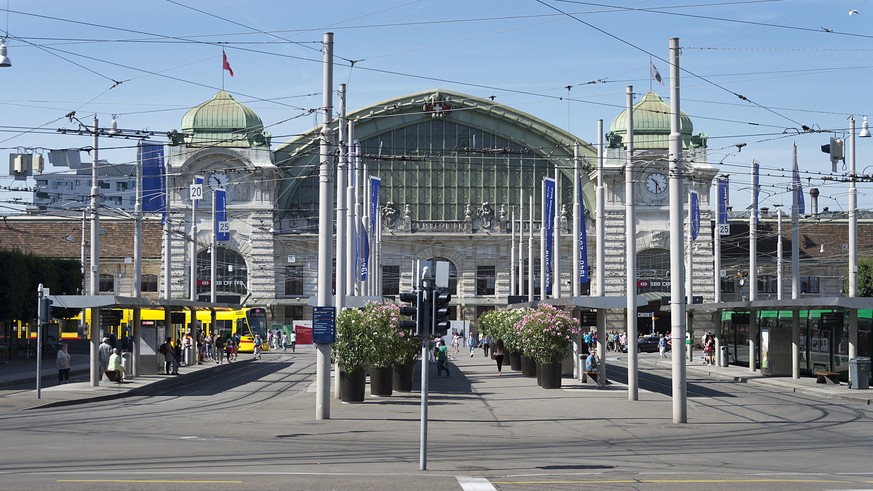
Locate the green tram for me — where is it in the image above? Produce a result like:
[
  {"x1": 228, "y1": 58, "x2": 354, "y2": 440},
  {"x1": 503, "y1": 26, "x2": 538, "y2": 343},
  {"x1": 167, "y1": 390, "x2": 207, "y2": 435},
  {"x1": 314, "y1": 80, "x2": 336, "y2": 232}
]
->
[{"x1": 720, "y1": 310, "x2": 873, "y2": 381}]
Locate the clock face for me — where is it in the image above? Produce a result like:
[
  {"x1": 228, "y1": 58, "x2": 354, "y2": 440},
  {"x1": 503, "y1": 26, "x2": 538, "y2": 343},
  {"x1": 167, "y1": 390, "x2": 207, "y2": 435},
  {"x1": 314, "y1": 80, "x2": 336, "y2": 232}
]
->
[
  {"x1": 645, "y1": 172, "x2": 668, "y2": 196},
  {"x1": 208, "y1": 171, "x2": 229, "y2": 190}
]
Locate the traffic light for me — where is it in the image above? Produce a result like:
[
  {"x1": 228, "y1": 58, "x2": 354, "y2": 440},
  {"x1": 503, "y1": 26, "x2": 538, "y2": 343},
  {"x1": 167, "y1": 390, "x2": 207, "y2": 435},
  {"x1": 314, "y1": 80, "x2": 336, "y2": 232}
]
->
[
  {"x1": 432, "y1": 289, "x2": 451, "y2": 336},
  {"x1": 821, "y1": 137, "x2": 844, "y2": 172},
  {"x1": 399, "y1": 291, "x2": 422, "y2": 336}
]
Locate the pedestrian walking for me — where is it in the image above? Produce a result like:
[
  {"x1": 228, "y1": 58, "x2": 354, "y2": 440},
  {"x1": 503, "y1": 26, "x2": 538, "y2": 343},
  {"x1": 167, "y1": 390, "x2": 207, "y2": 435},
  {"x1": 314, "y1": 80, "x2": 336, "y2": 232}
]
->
[
  {"x1": 493, "y1": 339, "x2": 506, "y2": 375},
  {"x1": 214, "y1": 335, "x2": 225, "y2": 364},
  {"x1": 436, "y1": 340, "x2": 450, "y2": 376},
  {"x1": 289, "y1": 329, "x2": 297, "y2": 352},
  {"x1": 253, "y1": 334, "x2": 263, "y2": 360},
  {"x1": 98, "y1": 337, "x2": 112, "y2": 373},
  {"x1": 658, "y1": 334, "x2": 668, "y2": 358},
  {"x1": 281, "y1": 330, "x2": 288, "y2": 351},
  {"x1": 56, "y1": 343, "x2": 71, "y2": 384},
  {"x1": 225, "y1": 337, "x2": 235, "y2": 363}
]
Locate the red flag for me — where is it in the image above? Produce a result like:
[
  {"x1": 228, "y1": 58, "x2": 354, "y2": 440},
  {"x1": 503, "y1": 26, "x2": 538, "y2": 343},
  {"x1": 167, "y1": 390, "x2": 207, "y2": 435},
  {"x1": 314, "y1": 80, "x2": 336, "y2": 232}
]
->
[{"x1": 222, "y1": 49, "x2": 234, "y2": 77}]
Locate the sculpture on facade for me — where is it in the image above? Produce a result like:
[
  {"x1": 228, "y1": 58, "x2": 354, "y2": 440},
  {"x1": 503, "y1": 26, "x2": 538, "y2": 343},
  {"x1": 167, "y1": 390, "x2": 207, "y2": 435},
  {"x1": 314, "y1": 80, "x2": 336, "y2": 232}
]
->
[
  {"x1": 383, "y1": 201, "x2": 399, "y2": 229},
  {"x1": 478, "y1": 201, "x2": 494, "y2": 229}
]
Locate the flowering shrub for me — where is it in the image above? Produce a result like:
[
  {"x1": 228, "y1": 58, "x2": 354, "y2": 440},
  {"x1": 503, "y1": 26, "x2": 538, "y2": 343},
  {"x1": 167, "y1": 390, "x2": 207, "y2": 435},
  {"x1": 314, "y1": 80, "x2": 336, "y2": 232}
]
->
[
  {"x1": 333, "y1": 307, "x2": 369, "y2": 373},
  {"x1": 335, "y1": 303, "x2": 417, "y2": 371},
  {"x1": 477, "y1": 308, "x2": 527, "y2": 353},
  {"x1": 364, "y1": 303, "x2": 407, "y2": 368},
  {"x1": 516, "y1": 304, "x2": 581, "y2": 363}
]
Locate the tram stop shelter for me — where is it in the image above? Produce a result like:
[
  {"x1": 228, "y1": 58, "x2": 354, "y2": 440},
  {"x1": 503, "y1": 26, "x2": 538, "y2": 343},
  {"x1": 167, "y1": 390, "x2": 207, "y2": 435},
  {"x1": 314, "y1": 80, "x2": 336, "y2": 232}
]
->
[
  {"x1": 688, "y1": 297, "x2": 873, "y2": 385},
  {"x1": 526, "y1": 295, "x2": 651, "y2": 389},
  {"x1": 48, "y1": 294, "x2": 241, "y2": 386}
]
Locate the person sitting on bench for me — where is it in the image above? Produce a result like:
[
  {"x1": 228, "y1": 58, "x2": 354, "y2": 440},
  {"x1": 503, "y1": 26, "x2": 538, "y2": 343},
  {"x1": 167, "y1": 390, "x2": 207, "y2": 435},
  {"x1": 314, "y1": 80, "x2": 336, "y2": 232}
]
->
[
  {"x1": 585, "y1": 352, "x2": 598, "y2": 372},
  {"x1": 105, "y1": 348, "x2": 125, "y2": 383}
]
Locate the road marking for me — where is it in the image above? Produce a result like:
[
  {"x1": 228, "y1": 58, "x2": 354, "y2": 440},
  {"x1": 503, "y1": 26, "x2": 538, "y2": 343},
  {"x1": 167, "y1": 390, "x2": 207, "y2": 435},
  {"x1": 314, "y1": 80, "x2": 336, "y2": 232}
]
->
[
  {"x1": 58, "y1": 480, "x2": 242, "y2": 484},
  {"x1": 457, "y1": 476, "x2": 497, "y2": 490},
  {"x1": 493, "y1": 478, "x2": 848, "y2": 485}
]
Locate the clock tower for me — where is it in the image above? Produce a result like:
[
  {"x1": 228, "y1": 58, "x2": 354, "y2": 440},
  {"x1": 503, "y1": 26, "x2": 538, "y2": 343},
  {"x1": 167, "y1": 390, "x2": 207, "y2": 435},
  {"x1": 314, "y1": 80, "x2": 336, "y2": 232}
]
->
[{"x1": 595, "y1": 91, "x2": 717, "y2": 328}]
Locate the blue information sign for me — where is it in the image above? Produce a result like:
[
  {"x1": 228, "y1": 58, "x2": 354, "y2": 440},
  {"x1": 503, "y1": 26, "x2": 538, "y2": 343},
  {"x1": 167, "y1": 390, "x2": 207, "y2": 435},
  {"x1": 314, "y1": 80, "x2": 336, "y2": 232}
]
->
[{"x1": 312, "y1": 306, "x2": 336, "y2": 344}]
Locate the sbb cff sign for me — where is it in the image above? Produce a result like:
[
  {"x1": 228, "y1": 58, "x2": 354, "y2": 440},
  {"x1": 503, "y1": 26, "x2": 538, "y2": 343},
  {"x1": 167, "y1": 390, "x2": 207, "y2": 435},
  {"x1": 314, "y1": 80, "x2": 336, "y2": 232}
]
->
[{"x1": 197, "y1": 279, "x2": 211, "y2": 287}]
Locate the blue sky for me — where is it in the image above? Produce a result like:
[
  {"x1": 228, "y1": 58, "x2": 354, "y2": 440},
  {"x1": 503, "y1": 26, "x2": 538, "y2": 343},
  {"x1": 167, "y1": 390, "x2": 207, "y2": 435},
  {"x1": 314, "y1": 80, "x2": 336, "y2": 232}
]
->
[{"x1": 1, "y1": 0, "x2": 872, "y2": 215}]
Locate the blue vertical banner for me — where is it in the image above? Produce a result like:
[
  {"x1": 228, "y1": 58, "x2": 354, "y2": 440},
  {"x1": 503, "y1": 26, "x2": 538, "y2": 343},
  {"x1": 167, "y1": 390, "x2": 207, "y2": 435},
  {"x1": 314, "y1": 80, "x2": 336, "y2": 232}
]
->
[
  {"x1": 214, "y1": 188, "x2": 230, "y2": 242},
  {"x1": 793, "y1": 160, "x2": 805, "y2": 215},
  {"x1": 361, "y1": 176, "x2": 380, "y2": 283},
  {"x1": 543, "y1": 177, "x2": 555, "y2": 295},
  {"x1": 753, "y1": 161, "x2": 760, "y2": 225},
  {"x1": 369, "y1": 176, "x2": 381, "y2": 235},
  {"x1": 717, "y1": 177, "x2": 729, "y2": 225},
  {"x1": 578, "y1": 174, "x2": 589, "y2": 284},
  {"x1": 360, "y1": 217, "x2": 369, "y2": 281},
  {"x1": 690, "y1": 191, "x2": 700, "y2": 241},
  {"x1": 138, "y1": 142, "x2": 165, "y2": 216}
]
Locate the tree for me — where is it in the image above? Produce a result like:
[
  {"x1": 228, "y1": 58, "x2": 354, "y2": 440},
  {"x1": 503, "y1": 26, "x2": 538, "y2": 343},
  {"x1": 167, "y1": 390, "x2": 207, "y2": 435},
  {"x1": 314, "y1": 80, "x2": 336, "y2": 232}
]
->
[{"x1": 854, "y1": 258, "x2": 873, "y2": 297}]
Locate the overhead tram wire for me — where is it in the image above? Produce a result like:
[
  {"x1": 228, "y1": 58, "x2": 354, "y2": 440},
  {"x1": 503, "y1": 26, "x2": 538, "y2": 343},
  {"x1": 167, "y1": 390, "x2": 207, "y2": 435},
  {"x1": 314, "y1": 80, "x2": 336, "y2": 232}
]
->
[
  {"x1": 3, "y1": 7, "x2": 840, "y2": 144},
  {"x1": 535, "y1": 0, "x2": 805, "y2": 129}
]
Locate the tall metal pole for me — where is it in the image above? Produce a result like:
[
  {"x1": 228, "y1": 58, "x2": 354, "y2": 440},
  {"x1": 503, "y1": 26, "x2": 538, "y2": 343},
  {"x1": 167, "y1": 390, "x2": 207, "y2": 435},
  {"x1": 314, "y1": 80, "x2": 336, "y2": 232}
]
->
[
  {"x1": 334, "y1": 84, "x2": 348, "y2": 401},
  {"x1": 89, "y1": 115, "x2": 100, "y2": 387},
  {"x1": 133, "y1": 149, "x2": 143, "y2": 377},
  {"x1": 540, "y1": 179, "x2": 547, "y2": 299},
  {"x1": 336, "y1": 84, "x2": 347, "y2": 310},
  {"x1": 686, "y1": 192, "x2": 694, "y2": 363},
  {"x1": 713, "y1": 179, "x2": 721, "y2": 304},
  {"x1": 190, "y1": 178, "x2": 198, "y2": 301},
  {"x1": 519, "y1": 188, "x2": 524, "y2": 296},
  {"x1": 668, "y1": 37, "x2": 688, "y2": 423},
  {"x1": 37, "y1": 284, "x2": 44, "y2": 399},
  {"x1": 776, "y1": 207, "x2": 783, "y2": 300},
  {"x1": 596, "y1": 120, "x2": 605, "y2": 296},
  {"x1": 346, "y1": 124, "x2": 356, "y2": 298},
  {"x1": 510, "y1": 207, "x2": 516, "y2": 295},
  {"x1": 528, "y1": 196, "x2": 534, "y2": 301},
  {"x1": 749, "y1": 160, "x2": 757, "y2": 372},
  {"x1": 791, "y1": 143, "x2": 800, "y2": 379},
  {"x1": 848, "y1": 116, "x2": 859, "y2": 368},
  {"x1": 554, "y1": 168, "x2": 562, "y2": 299},
  {"x1": 419, "y1": 264, "x2": 429, "y2": 470},
  {"x1": 210, "y1": 191, "x2": 217, "y2": 304},
  {"x1": 624, "y1": 85, "x2": 638, "y2": 401},
  {"x1": 573, "y1": 142, "x2": 580, "y2": 297},
  {"x1": 315, "y1": 31, "x2": 334, "y2": 421},
  {"x1": 791, "y1": 143, "x2": 801, "y2": 379}
]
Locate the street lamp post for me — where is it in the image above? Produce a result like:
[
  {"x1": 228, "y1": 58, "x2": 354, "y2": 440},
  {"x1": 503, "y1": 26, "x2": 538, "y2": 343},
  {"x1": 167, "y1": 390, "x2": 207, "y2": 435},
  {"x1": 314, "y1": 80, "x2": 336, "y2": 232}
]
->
[
  {"x1": 60, "y1": 113, "x2": 150, "y2": 386},
  {"x1": 848, "y1": 115, "x2": 870, "y2": 369}
]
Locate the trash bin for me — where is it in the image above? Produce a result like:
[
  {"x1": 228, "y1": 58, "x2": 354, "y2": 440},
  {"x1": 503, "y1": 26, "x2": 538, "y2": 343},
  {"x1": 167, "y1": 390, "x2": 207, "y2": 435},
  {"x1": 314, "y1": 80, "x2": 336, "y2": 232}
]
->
[
  {"x1": 121, "y1": 352, "x2": 131, "y2": 377},
  {"x1": 848, "y1": 357, "x2": 870, "y2": 389},
  {"x1": 719, "y1": 346, "x2": 729, "y2": 367},
  {"x1": 184, "y1": 346, "x2": 194, "y2": 366}
]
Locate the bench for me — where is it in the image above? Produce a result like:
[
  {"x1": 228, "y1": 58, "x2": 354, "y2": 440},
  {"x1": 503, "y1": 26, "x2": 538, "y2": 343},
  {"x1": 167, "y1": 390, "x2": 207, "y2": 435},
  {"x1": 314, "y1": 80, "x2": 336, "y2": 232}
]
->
[
  {"x1": 815, "y1": 371, "x2": 840, "y2": 384},
  {"x1": 103, "y1": 370, "x2": 124, "y2": 383},
  {"x1": 583, "y1": 371, "x2": 599, "y2": 383}
]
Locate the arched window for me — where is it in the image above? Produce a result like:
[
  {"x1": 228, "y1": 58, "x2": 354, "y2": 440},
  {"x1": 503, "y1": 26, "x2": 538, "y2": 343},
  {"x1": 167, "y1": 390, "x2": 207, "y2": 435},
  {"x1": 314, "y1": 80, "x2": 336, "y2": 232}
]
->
[
  {"x1": 423, "y1": 257, "x2": 458, "y2": 295},
  {"x1": 637, "y1": 248, "x2": 670, "y2": 293},
  {"x1": 141, "y1": 274, "x2": 158, "y2": 293},
  {"x1": 196, "y1": 247, "x2": 248, "y2": 298}
]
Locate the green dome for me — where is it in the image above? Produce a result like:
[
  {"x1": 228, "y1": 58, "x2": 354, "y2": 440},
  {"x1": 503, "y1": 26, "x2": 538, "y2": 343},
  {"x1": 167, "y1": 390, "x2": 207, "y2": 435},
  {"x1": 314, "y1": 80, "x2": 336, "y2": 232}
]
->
[
  {"x1": 180, "y1": 90, "x2": 270, "y2": 148},
  {"x1": 607, "y1": 92, "x2": 697, "y2": 150}
]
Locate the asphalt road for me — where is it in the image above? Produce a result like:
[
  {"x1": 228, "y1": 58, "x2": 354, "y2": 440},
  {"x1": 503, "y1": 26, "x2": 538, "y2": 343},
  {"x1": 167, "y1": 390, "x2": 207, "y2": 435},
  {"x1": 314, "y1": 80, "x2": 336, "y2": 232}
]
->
[{"x1": 1, "y1": 351, "x2": 872, "y2": 491}]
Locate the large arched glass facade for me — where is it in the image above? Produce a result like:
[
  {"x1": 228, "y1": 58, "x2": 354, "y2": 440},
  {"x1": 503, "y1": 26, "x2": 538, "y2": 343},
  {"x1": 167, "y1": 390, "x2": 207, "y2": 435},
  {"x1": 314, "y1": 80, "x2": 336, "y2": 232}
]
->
[{"x1": 275, "y1": 89, "x2": 597, "y2": 227}]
